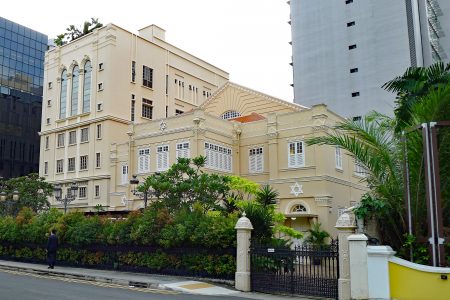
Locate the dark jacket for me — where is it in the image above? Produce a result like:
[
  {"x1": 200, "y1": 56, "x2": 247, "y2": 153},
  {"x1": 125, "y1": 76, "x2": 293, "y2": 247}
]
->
[{"x1": 47, "y1": 234, "x2": 58, "y2": 253}]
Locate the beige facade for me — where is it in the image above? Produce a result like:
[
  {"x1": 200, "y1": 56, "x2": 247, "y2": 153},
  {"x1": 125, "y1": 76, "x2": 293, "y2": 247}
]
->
[
  {"x1": 112, "y1": 83, "x2": 368, "y2": 237},
  {"x1": 39, "y1": 23, "x2": 228, "y2": 211},
  {"x1": 39, "y1": 23, "x2": 367, "y2": 237}
]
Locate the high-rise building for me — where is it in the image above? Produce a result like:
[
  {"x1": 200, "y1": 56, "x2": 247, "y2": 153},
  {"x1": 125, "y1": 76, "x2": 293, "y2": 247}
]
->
[
  {"x1": 288, "y1": 0, "x2": 450, "y2": 118},
  {"x1": 0, "y1": 17, "x2": 47, "y2": 178}
]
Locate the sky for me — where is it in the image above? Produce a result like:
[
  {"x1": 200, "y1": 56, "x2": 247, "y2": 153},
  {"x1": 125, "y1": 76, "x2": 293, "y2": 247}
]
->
[{"x1": 2, "y1": 0, "x2": 294, "y2": 102}]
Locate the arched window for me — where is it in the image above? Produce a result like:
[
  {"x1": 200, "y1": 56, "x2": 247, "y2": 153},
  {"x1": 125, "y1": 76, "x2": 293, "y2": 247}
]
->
[
  {"x1": 291, "y1": 204, "x2": 307, "y2": 213},
  {"x1": 221, "y1": 110, "x2": 241, "y2": 120},
  {"x1": 70, "y1": 66, "x2": 79, "y2": 116},
  {"x1": 59, "y1": 69, "x2": 67, "y2": 119},
  {"x1": 82, "y1": 61, "x2": 92, "y2": 113}
]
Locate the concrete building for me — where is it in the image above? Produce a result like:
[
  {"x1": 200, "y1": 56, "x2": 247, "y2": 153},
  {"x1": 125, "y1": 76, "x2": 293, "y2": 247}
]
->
[
  {"x1": 289, "y1": 0, "x2": 450, "y2": 119},
  {"x1": 40, "y1": 23, "x2": 367, "y2": 236},
  {"x1": 39, "y1": 23, "x2": 228, "y2": 209},
  {"x1": 0, "y1": 17, "x2": 47, "y2": 178}
]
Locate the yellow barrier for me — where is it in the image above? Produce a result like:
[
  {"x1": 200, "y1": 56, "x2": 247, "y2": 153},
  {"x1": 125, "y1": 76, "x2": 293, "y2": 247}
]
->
[{"x1": 389, "y1": 257, "x2": 450, "y2": 300}]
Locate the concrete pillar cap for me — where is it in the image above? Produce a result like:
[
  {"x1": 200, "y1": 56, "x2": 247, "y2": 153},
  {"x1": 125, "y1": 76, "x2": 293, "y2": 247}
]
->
[{"x1": 235, "y1": 212, "x2": 254, "y2": 230}]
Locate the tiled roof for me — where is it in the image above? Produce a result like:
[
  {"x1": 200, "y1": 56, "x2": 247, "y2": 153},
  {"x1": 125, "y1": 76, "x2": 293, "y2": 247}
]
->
[{"x1": 230, "y1": 112, "x2": 265, "y2": 123}]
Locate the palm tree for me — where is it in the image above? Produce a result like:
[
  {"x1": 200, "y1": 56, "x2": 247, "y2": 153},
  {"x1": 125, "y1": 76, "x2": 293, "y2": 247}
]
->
[
  {"x1": 256, "y1": 185, "x2": 279, "y2": 207},
  {"x1": 307, "y1": 112, "x2": 406, "y2": 249},
  {"x1": 382, "y1": 62, "x2": 450, "y2": 133}
]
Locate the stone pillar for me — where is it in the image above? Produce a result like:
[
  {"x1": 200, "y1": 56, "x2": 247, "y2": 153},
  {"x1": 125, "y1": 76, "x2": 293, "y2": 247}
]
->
[
  {"x1": 348, "y1": 234, "x2": 369, "y2": 299},
  {"x1": 335, "y1": 212, "x2": 356, "y2": 300},
  {"x1": 367, "y1": 246, "x2": 395, "y2": 299},
  {"x1": 235, "y1": 212, "x2": 253, "y2": 292}
]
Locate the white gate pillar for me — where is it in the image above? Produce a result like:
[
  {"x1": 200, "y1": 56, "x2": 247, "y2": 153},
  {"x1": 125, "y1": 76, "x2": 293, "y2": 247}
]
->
[
  {"x1": 235, "y1": 212, "x2": 253, "y2": 292},
  {"x1": 348, "y1": 234, "x2": 369, "y2": 299},
  {"x1": 335, "y1": 212, "x2": 357, "y2": 300}
]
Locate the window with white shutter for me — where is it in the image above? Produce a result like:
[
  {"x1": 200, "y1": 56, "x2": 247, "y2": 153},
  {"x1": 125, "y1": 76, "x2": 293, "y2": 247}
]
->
[
  {"x1": 249, "y1": 147, "x2": 263, "y2": 173},
  {"x1": 288, "y1": 141, "x2": 305, "y2": 168},
  {"x1": 138, "y1": 148, "x2": 150, "y2": 173},
  {"x1": 204, "y1": 142, "x2": 232, "y2": 172},
  {"x1": 354, "y1": 159, "x2": 367, "y2": 177},
  {"x1": 335, "y1": 147, "x2": 343, "y2": 170},
  {"x1": 121, "y1": 165, "x2": 128, "y2": 184},
  {"x1": 157, "y1": 145, "x2": 169, "y2": 171},
  {"x1": 176, "y1": 142, "x2": 190, "y2": 159}
]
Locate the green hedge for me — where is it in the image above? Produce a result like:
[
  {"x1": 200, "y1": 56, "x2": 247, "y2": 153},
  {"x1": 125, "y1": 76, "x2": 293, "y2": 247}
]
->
[{"x1": 0, "y1": 205, "x2": 238, "y2": 279}]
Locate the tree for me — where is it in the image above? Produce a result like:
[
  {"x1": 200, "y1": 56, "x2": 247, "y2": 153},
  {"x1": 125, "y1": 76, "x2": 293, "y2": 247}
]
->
[
  {"x1": 307, "y1": 112, "x2": 405, "y2": 249},
  {"x1": 1, "y1": 173, "x2": 53, "y2": 215},
  {"x1": 54, "y1": 18, "x2": 103, "y2": 46},
  {"x1": 139, "y1": 156, "x2": 231, "y2": 213},
  {"x1": 256, "y1": 184, "x2": 279, "y2": 207},
  {"x1": 382, "y1": 62, "x2": 450, "y2": 133}
]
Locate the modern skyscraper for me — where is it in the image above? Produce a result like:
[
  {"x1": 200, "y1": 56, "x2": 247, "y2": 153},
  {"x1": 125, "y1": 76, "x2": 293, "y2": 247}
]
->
[
  {"x1": 289, "y1": 0, "x2": 450, "y2": 118},
  {"x1": 0, "y1": 17, "x2": 47, "y2": 178}
]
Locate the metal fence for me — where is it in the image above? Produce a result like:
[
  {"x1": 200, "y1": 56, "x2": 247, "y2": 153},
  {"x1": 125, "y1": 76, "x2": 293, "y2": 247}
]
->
[
  {"x1": 250, "y1": 240, "x2": 339, "y2": 299},
  {"x1": 0, "y1": 242, "x2": 236, "y2": 280}
]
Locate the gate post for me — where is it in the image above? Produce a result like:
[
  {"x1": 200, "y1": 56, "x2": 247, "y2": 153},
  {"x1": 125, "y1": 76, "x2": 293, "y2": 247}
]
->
[
  {"x1": 348, "y1": 234, "x2": 369, "y2": 299},
  {"x1": 235, "y1": 212, "x2": 253, "y2": 292},
  {"x1": 335, "y1": 212, "x2": 356, "y2": 300}
]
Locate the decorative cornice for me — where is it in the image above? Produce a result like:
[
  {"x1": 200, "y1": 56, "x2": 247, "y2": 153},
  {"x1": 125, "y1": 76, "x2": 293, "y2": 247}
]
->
[{"x1": 39, "y1": 115, "x2": 131, "y2": 135}]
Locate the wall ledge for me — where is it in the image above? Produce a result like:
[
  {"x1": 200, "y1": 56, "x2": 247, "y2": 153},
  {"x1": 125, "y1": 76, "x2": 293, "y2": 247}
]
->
[{"x1": 389, "y1": 256, "x2": 450, "y2": 273}]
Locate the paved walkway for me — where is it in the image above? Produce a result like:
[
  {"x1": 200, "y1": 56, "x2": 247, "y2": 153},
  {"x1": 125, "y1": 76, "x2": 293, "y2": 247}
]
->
[{"x1": 0, "y1": 260, "x2": 309, "y2": 299}]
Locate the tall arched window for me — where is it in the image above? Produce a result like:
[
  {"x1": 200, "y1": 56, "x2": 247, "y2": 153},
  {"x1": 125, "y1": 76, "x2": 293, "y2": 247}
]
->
[
  {"x1": 70, "y1": 66, "x2": 79, "y2": 116},
  {"x1": 82, "y1": 61, "x2": 92, "y2": 113},
  {"x1": 59, "y1": 69, "x2": 67, "y2": 119}
]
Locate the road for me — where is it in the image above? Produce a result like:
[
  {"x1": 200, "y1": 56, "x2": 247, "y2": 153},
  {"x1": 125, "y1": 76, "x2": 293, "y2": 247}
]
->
[{"x1": 0, "y1": 269, "x2": 244, "y2": 300}]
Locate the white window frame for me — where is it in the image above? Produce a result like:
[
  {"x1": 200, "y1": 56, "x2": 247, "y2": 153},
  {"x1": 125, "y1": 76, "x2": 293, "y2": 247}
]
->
[
  {"x1": 354, "y1": 159, "x2": 367, "y2": 177},
  {"x1": 68, "y1": 157, "x2": 75, "y2": 172},
  {"x1": 121, "y1": 165, "x2": 129, "y2": 185},
  {"x1": 94, "y1": 185, "x2": 100, "y2": 198},
  {"x1": 78, "y1": 186, "x2": 87, "y2": 199},
  {"x1": 56, "y1": 159, "x2": 64, "y2": 174},
  {"x1": 288, "y1": 141, "x2": 305, "y2": 168},
  {"x1": 335, "y1": 146, "x2": 343, "y2": 170},
  {"x1": 68, "y1": 130, "x2": 77, "y2": 145},
  {"x1": 80, "y1": 155, "x2": 88, "y2": 171},
  {"x1": 80, "y1": 127, "x2": 89, "y2": 143},
  {"x1": 96, "y1": 152, "x2": 101, "y2": 168},
  {"x1": 96, "y1": 124, "x2": 102, "y2": 139},
  {"x1": 204, "y1": 142, "x2": 232, "y2": 172},
  {"x1": 176, "y1": 142, "x2": 190, "y2": 159},
  {"x1": 249, "y1": 147, "x2": 263, "y2": 173},
  {"x1": 138, "y1": 148, "x2": 150, "y2": 173},
  {"x1": 157, "y1": 145, "x2": 169, "y2": 171},
  {"x1": 57, "y1": 133, "x2": 65, "y2": 148}
]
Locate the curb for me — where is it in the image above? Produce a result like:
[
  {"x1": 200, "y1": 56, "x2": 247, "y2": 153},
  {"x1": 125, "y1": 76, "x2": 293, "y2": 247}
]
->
[{"x1": 0, "y1": 264, "x2": 167, "y2": 291}]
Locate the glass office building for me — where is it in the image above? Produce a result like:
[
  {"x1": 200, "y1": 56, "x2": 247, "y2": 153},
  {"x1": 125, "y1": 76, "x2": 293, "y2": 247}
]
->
[{"x1": 0, "y1": 17, "x2": 47, "y2": 178}]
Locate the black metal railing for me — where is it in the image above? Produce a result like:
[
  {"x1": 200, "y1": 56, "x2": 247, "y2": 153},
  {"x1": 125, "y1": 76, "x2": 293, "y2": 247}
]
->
[
  {"x1": 250, "y1": 240, "x2": 339, "y2": 299},
  {"x1": 0, "y1": 242, "x2": 236, "y2": 280}
]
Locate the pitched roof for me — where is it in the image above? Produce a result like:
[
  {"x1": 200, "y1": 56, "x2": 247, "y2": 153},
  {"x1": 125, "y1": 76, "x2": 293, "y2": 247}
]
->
[{"x1": 230, "y1": 112, "x2": 265, "y2": 123}]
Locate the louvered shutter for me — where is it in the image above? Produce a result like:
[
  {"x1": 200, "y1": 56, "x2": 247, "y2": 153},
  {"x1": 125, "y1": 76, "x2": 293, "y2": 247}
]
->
[
  {"x1": 121, "y1": 165, "x2": 128, "y2": 184},
  {"x1": 256, "y1": 151, "x2": 263, "y2": 172}
]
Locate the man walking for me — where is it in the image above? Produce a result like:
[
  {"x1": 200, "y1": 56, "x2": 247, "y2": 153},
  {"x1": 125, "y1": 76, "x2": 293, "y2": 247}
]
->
[{"x1": 47, "y1": 229, "x2": 58, "y2": 269}]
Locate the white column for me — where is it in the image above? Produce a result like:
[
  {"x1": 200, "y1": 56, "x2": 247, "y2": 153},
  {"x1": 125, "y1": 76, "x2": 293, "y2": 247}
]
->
[
  {"x1": 235, "y1": 212, "x2": 253, "y2": 292},
  {"x1": 367, "y1": 246, "x2": 395, "y2": 299},
  {"x1": 335, "y1": 212, "x2": 356, "y2": 300},
  {"x1": 348, "y1": 234, "x2": 369, "y2": 299}
]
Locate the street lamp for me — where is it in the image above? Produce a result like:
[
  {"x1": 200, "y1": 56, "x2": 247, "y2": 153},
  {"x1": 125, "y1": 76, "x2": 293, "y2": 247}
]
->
[
  {"x1": 0, "y1": 178, "x2": 19, "y2": 215},
  {"x1": 53, "y1": 182, "x2": 78, "y2": 214},
  {"x1": 129, "y1": 174, "x2": 160, "y2": 209}
]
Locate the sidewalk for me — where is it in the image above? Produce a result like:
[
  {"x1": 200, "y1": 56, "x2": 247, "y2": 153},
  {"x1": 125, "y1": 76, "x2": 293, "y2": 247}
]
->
[{"x1": 0, "y1": 260, "x2": 307, "y2": 299}]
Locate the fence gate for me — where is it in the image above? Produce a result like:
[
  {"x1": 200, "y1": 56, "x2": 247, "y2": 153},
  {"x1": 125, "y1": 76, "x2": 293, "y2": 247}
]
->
[{"x1": 250, "y1": 240, "x2": 339, "y2": 299}]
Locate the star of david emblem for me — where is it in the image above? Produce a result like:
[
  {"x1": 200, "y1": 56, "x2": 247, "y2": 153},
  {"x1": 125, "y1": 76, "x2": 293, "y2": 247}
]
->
[
  {"x1": 290, "y1": 182, "x2": 303, "y2": 197},
  {"x1": 159, "y1": 121, "x2": 167, "y2": 131}
]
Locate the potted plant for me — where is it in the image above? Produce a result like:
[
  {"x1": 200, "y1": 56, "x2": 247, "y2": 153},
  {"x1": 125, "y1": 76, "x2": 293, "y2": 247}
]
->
[{"x1": 305, "y1": 222, "x2": 330, "y2": 265}]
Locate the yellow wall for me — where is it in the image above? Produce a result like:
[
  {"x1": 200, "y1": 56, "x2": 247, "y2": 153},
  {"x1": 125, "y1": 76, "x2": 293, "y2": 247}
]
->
[{"x1": 389, "y1": 262, "x2": 450, "y2": 300}]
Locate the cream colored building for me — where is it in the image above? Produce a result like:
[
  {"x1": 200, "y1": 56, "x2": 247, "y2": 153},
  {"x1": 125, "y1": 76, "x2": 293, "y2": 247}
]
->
[
  {"x1": 39, "y1": 23, "x2": 228, "y2": 213},
  {"x1": 39, "y1": 23, "x2": 367, "y2": 237},
  {"x1": 112, "y1": 82, "x2": 368, "y2": 237}
]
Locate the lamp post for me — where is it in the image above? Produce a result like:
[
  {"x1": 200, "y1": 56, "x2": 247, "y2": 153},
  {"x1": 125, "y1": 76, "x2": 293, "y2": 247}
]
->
[
  {"x1": 129, "y1": 174, "x2": 160, "y2": 209},
  {"x1": 0, "y1": 178, "x2": 19, "y2": 215},
  {"x1": 53, "y1": 182, "x2": 78, "y2": 214}
]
